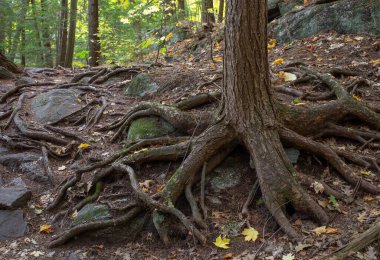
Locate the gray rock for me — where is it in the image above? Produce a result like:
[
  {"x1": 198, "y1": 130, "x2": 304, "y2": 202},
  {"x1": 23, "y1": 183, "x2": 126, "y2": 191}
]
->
[
  {"x1": 271, "y1": 0, "x2": 380, "y2": 43},
  {"x1": 72, "y1": 204, "x2": 111, "y2": 226},
  {"x1": 209, "y1": 154, "x2": 250, "y2": 192},
  {"x1": 125, "y1": 74, "x2": 159, "y2": 97},
  {"x1": 15, "y1": 77, "x2": 36, "y2": 86},
  {"x1": 0, "y1": 152, "x2": 47, "y2": 182},
  {"x1": 127, "y1": 117, "x2": 177, "y2": 141},
  {"x1": 30, "y1": 89, "x2": 84, "y2": 124},
  {"x1": 0, "y1": 146, "x2": 8, "y2": 154},
  {"x1": 0, "y1": 210, "x2": 27, "y2": 241},
  {"x1": 0, "y1": 187, "x2": 31, "y2": 209},
  {"x1": 8, "y1": 177, "x2": 26, "y2": 187},
  {"x1": 68, "y1": 252, "x2": 79, "y2": 260}
]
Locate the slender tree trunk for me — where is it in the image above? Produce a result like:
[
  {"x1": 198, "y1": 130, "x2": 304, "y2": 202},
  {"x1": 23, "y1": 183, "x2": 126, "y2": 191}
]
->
[
  {"x1": 88, "y1": 0, "x2": 100, "y2": 67},
  {"x1": 65, "y1": 0, "x2": 78, "y2": 68},
  {"x1": 9, "y1": 0, "x2": 28, "y2": 62},
  {"x1": 217, "y1": 0, "x2": 224, "y2": 23},
  {"x1": 201, "y1": 0, "x2": 215, "y2": 24},
  {"x1": 222, "y1": 0, "x2": 327, "y2": 238},
  {"x1": 58, "y1": 0, "x2": 68, "y2": 66},
  {"x1": 30, "y1": 0, "x2": 44, "y2": 64},
  {"x1": 178, "y1": 0, "x2": 185, "y2": 10},
  {"x1": 0, "y1": 2, "x2": 5, "y2": 52},
  {"x1": 21, "y1": 27, "x2": 26, "y2": 66},
  {"x1": 40, "y1": 0, "x2": 53, "y2": 67}
]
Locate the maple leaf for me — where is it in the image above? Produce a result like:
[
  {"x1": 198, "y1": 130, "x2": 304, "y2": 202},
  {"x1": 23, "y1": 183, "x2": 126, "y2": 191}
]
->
[
  {"x1": 39, "y1": 224, "x2": 53, "y2": 234},
  {"x1": 213, "y1": 235, "x2": 230, "y2": 249},
  {"x1": 241, "y1": 227, "x2": 259, "y2": 242},
  {"x1": 272, "y1": 58, "x2": 284, "y2": 66},
  {"x1": 310, "y1": 181, "x2": 324, "y2": 194},
  {"x1": 30, "y1": 251, "x2": 45, "y2": 257},
  {"x1": 78, "y1": 143, "x2": 91, "y2": 149}
]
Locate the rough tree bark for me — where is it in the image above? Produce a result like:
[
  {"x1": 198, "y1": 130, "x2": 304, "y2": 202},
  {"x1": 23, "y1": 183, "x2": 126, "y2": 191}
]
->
[
  {"x1": 65, "y1": 0, "x2": 78, "y2": 68},
  {"x1": 88, "y1": 0, "x2": 101, "y2": 67},
  {"x1": 0, "y1": 51, "x2": 22, "y2": 79},
  {"x1": 58, "y1": 0, "x2": 68, "y2": 66}
]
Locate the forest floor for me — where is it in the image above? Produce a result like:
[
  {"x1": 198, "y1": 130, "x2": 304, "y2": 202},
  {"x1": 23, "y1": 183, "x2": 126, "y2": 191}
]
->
[{"x1": 0, "y1": 32, "x2": 379, "y2": 260}]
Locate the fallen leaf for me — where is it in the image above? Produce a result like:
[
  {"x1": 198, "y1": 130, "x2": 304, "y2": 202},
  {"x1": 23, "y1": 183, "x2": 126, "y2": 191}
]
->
[
  {"x1": 241, "y1": 227, "x2": 259, "y2": 242},
  {"x1": 39, "y1": 224, "x2": 53, "y2": 234},
  {"x1": 295, "y1": 243, "x2": 312, "y2": 252},
  {"x1": 272, "y1": 58, "x2": 284, "y2": 66},
  {"x1": 58, "y1": 165, "x2": 66, "y2": 171},
  {"x1": 213, "y1": 235, "x2": 230, "y2": 249},
  {"x1": 310, "y1": 181, "x2": 324, "y2": 194},
  {"x1": 370, "y1": 59, "x2": 380, "y2": 66},
  {"x1": 213, "y1": 56, "x2": 223, "y2": 62},
  {"x1": 360, "y1": 169, "x2": 372, "y2": 176},
  {"x1": 282, "y1": 253, "x2": 294, "y2": 260},
  {"x1": 312, "y1": 226, "x2": 338, "y2": 235},
  {"x1": 357, "y1": 212, "x2": 367, "y2": 223},
  {"x1": 276, "y1": 71, "x2": 297, "y2": 82},
  {"x1": 268, "y1": 38, "x2": 277, "y2": 49},
  {"x1": 363, "y1": 195, "x2": 375, "y2": 202},
  {"x1": 353, "y1": 95, "x2": 362, "y2": 101},
  {"x1": 30, "y1": 251, "x2": 45, "y2": 257},
  {"x1": 328, "y1": 195, "x2": 337, "y2": 206},
  {"x1": 78, "y1": 143, "x2": 91, "y2": 149},
  {"x1": 223, "y1": 253, "x2": 233, "y2": 259}
]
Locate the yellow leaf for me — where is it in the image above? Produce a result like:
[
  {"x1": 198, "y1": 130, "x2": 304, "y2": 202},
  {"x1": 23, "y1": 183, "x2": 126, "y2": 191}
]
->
[
  {"x1": 312, "y1": 226, "x2": 338, "y2": 235},
  {"x1": 39, "y1": 224, "x2": 53, "y2": 234},
  {"x1": 276, "y1": 71, "x2": 297, "y2": 81},
  {"x1": 353, "y1": 95, "x2": 362, "y2": 101},
  {"x1": 213, "y1": 235, "x2": 230, "y2": 249},
  {"x1": 165, "y1": 32, "x2": 173, "y2": 41},
  {"x1": 267, "y1": 38, "x2": 277, "y2": 49},
  {"x1": 78, "y1": 143, "x2": 90, "y2": 149},
  {"x1": 241, "y1": 227, "x2": 259, "y2": 242},
  {"x1": 360, "y1": 169, "x2": 372, "y2": 176},
  {"x1": 207, "y1": 8, "x2": 214, "y2": 13},
  {"x1": 272, "y1": 58, "x2": 284, "y2": 66},
  {"x1": 370, "y1": 59, "x2": 380, "y2": 66},
  {"x1": 213, "y1": 56, "x2": 223, "y2": 62}
]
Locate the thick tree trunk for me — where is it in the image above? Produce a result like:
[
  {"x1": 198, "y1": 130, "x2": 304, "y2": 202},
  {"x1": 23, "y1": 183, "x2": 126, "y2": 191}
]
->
[
  {"x1": 58, "y1": 0, "x2": 68, "y2": 66},
  {"x1": 88, "y1": 0, "x2": 101, "y2": 67},
  {"x1": 201, "y1": 0, "x2": 215, "y2": 24},
  {"x1": 222, "y1": 0, "x2": 327, "y2": 238},
  {"x1": 65, "y1": 0, "x2": 78, "y2": 68},
  {"x1": 218, "y1": 0, "x2": 224, "y2": 23},
  {"x1": 0, "y1": 51, "x2": 22, "y2": 79},
  {"x1": 40, "y1": 0, "x2": 53, "y2": 67}
]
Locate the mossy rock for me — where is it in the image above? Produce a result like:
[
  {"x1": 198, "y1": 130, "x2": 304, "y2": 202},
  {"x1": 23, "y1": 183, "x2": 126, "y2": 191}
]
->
[
  {"x1": 72, "y1": 204, "x2": 111, "y2": 226},
  {"x1": 271, "y1": 0, "x2": 380, "y2": 43},
  {"x1": 125, "y1": 73, "x2": 159, "y2": 97},
  {"x1": 127, "y1": 117, "x2": 177, "y2": 141}
]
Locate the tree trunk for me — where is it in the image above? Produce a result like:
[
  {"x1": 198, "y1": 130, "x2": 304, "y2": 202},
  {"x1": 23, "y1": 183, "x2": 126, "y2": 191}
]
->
[
  {"x1": 222, "y1": 0, "x2": 327, "y2": 238},
  {"x1": 40, "y1": 0, "x2": 53, "y2": 67},
  {"x1": 201, "y1": 0, "x2": 215, "y2": 24},
  {"x1": 88, "y1": 0, "x2": 100, "y2": 67},
  {"x1": 9, "y1": 0, "x2": 28, "y2": 62},
  {"x1": 30, "y1": 0, "x2": 44, "y2": 64},
  {"x1": 0, "y1": 51, "x2": 22, "y2": 79},
  {"x1": 178, "y1": 0, "x2": 185, "y2": 10},
  {"x1": 65, "y1": 0, "x2": 78, "y2": 68},
  {"x1": 218, "y1": 0, "x2": 224, "y2": 23},
  {"x1": 58, "y1": 0, "x2": 68, "y2": 66},
  {"x1": 21, "y1": 27, "x2": 25, "y2": 66}
]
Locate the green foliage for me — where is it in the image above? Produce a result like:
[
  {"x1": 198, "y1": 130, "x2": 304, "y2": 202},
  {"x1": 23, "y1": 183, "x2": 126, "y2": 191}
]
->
[{"x1": 1, "y1": 0, "x2": 224, "y2": 67}]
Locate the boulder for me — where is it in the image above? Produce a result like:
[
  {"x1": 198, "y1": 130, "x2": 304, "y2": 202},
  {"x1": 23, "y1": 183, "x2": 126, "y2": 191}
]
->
[
  {"x1": 125, "y1": 74, "x2": 159, "y2": 97},
  {"x1": 72, "y1": 204, "x2": 111, "y2": 226},
  {"x1": 0, "y1": 210, "x2": 27, "y2": 241},
  {"x1": 271, "y1": 0, "x2": 380, "y2": 43},
  {"x1": 127, "y1": 117, "x2": 176, "y2": 141},
  {"x1": 0, "y1": 187, "x2": 31, "y2": 209},
  {"x1": 30, "y1": 88, "x2": 84, "y2": 124},
  {"x1": 15, "y1": 77, "x2": 36, "y2": 86},
  {"x1": 0, "y1": 152, "x2": 47, "y2": 182}
]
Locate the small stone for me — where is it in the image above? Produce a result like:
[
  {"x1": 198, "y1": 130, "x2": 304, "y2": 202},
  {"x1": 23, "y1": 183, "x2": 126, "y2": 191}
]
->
[
  {"x1": 72, "y1": 204, "x2": 111, "y2": 226},
  {"x1": 125, "y1": 74, "x2": 159, "y2": 97},
  {"x1": 0, "y1": 187, "x2": 32, "y2": 209},
  {"x1": 0, "y1": 210, "x2": 28, "y2": 241}
]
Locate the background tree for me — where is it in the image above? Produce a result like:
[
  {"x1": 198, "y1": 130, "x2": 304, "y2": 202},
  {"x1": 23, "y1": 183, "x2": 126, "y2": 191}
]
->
[
  {"x1": 201, "y1": 0, "x2": 215, "y2": 24},
  {"x1": 88, "y1": 0, "x2": 100, "y2": 66},
  {"x1": 218, "y1": 0, "x2": 224, "y2": 23},
  {"x1": 40, "y1": 0, "x2": 53, "y2": 67},
  {"x1": 58, "y1": 0, "x2": 68, "y2": 66},
  {"x1": 65, "y1": 0, "x2": 78, "y2": 67}
]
